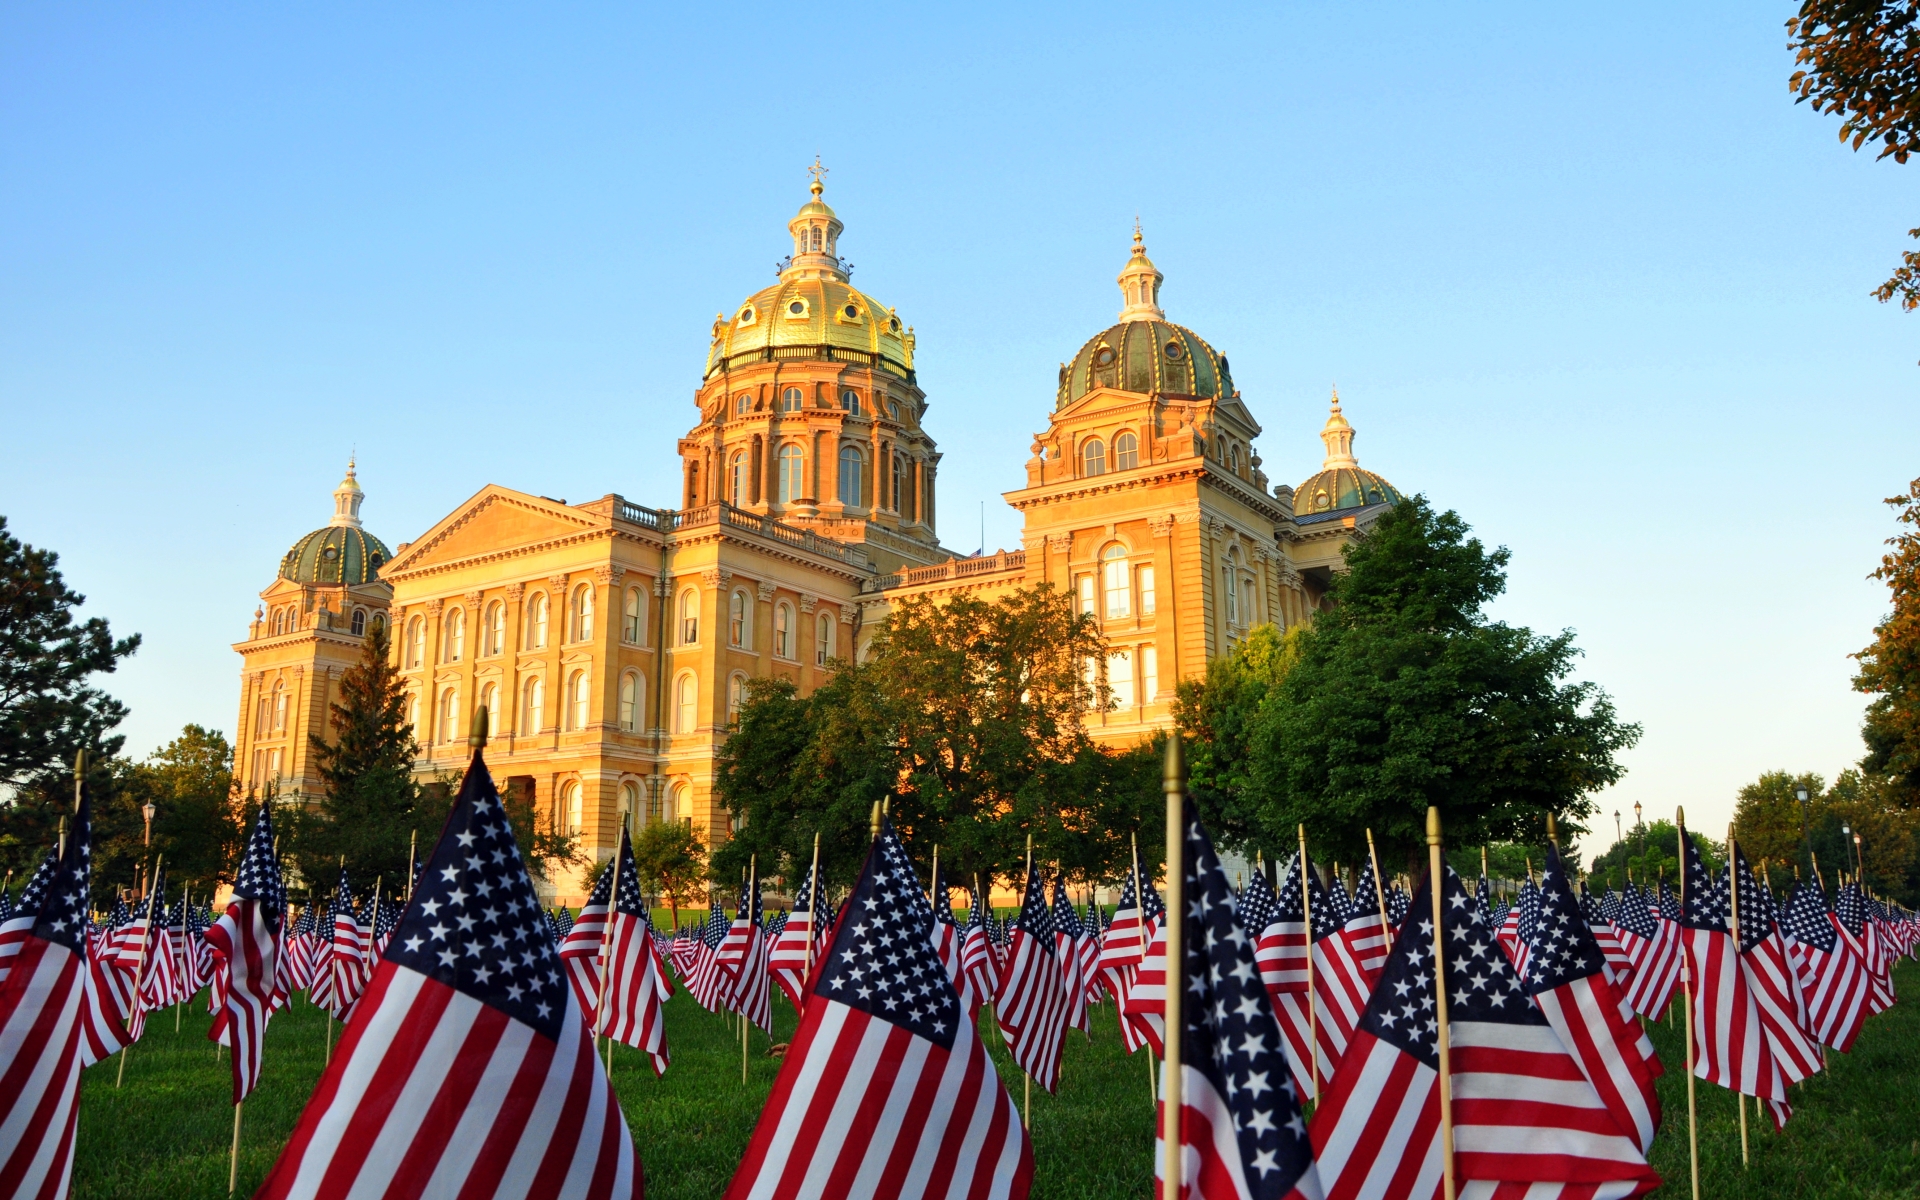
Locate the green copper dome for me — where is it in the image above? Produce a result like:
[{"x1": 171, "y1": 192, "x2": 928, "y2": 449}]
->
[
  {"x1": 1057, "y1": 319, "x2": 1231, "y2": 410},
  {"x1": 279, "y1": 525, "x2": 392, "y2": 585},
  {"x1": 1293, "y1": 466, "x2": 1402, "y2": 517}
]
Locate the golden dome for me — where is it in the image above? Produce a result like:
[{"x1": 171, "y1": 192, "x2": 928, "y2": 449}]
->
[
  {"x1": 1294, "y1": 390, "x2": 1403, "y2": 517},
  {"x1": 704, "y1": 173, "x2": 915, "y2": 381}
]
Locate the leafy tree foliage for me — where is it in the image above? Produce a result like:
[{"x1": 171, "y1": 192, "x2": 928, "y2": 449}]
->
[
  {"x1": 1586, "y1": 820, "x2": 1724, "y2": 893},
  {"x1": 629, "y1": 819, "x2": 707, "y2": 928},
  {"x1": 99, "y1": 725, "x2": 244, "y2": 903},
  {"x1": 0, "y1": 515, "x2": 139, "y2": 789},
  {"x1": 1175, "y1": 623, "x2": 1302, "y2": 851},
  {"x1": 1855, "y1": 477, "x2": 1920, "y2": 808},
  {"x1": 1787, "y1": 1, "x2": 1920, "y2": 309},
  {"x1": 1248, "y1": 497, "x2": 1640, "y2": 874}
]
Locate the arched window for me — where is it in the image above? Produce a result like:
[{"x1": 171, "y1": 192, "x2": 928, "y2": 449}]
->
[
  {"x1": 729, "y1": 450, "x2": 749, "y2": 505},
  {"x1": 1109, "y1": 650, "x2": 1135, "y2": 709},
  {"x1": 774, "y1": 602, "x2": 793, "y2": 658},
  {"x1": 1222, "y1": 547, "x2": 1241, "y2": 627},
  {"x1": 567, "y1": 670, "x2": 590, "y2": 731},
  {"x1": 527, "y1": 592, "x2": 549, "y2": 649},
  {"x1": 521, "y1": 676, "x2": 545, "y2": 735},
  {"x1": 439, "y1": 687, "x2": 459, "y2": 743},
  {"x1": 781, "y1": 386, "x2": 804, "y2": 412},
  {"x1": 351, "y1": 609, "x2": 366, "y2": 636},
  {"x1": 1083, "y1": 438, "x2": 1107, "y2": 477},
  {"x1": 816, "y1": 613, "x2": 835, "y2": 665},
  {"x1": 372, "y1": 612, "x2": 386, "y2": 634},
  {"x1": 561, "y1": 781, "x2": 583, "y2": 836},
  {"x1": 838, "y1": 446, "x2": 864, "y2": 506},
  {"x1": 1102, "y1": 544, "x2": 1132, "y2": 618},
  {"x1": 570, "y1": 585, "x2": 593, "y2": 642},
  {"x1": 406, "y1": 691, "x2": 420, "y2": 734},
  {"x1": 777, "y1": 444, "x2": 804, "y2": 503},
  {"x1": 485, "y1": 601, "x2": 505, "y2": 655},
  {"x1": 1114, "y1": 431, "x2": 1139, "y2": 470},
  {"x1": 840, "y1": 389, "x2": 862, "y2": 415},
  {"x1": 255, "y1": 689, "x2": 269, "y2": 735},
  {"x1": 619, "y1": 672, "x2": 641, "y2": 732},
  {"x1": 679, "y1": 588, "x2": 699, "y2": 644},
  {"x1": 271, "y1": 682, "x2": 287, "y2": 732},
  {"x1": 620, "y1": 780, "x2": 640, "y2": 826},
  {"x1": 271, "y1": 609, "x2": 284, "y2": 636},
  {"x1": 408, "y1": 617, "x2": 426, "y2": 667},
  {"x1": 674, "y1": 672, "x2": 697, "y2": 733},
  {"x1": 734, "y1": 393, "x2": 750, "y2": 415},
  {"x1": 623, "y1": 588, "x2": 645, "y2": 644},
  {"x1": 1229, "y1": 443, "x2": 1242, "y2": 474},
  {"x1": 891, "y1": 454, "x2": 905, "y2": 511},
  {"x1": 666, "y1": 781, "x2": 688, "y2": 823},
  {"x1": 445, "y1": 608, "x2": 465, "y2": 662},
  {"x1": 729, "y1": 590, "x2": 750, "y2": 648},
  {"x1": 478, "y1": 683, "x2": 497, "y2": 735},
  {"x1": 727, "y1": 673, "x2": 747, "y2": 717}
]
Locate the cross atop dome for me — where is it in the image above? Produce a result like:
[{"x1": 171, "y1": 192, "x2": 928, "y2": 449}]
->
[
  {"x1": 808, "y1": 155, "x2": 828, "y2": 196},
  {"x1": 784, "y1": 162, "x2": 847, "y2": 283},
  {"x1": 1116, "y1": 222, "x2": 1165, "y2": 321}
]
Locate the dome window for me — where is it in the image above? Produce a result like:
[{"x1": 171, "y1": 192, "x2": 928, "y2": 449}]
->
[
  {"x1": 737, "y1": 305, "x2": 756, "y2": 325},
  {"x1": 781, "y1": 386, "x2": 804, "y2": 412},
  {"x1": 1094, "y1": 345, "x2": 1116, "y2": 367},
  {"x1": 735, "y1": 393, "x2": 751, "y2": 415},
  {"x1": 887, "y1": 400, "x2": 900, "y2": 421},
  {"x1": 889, "y1": 318, "x2": 900, "y2": 332},
  {"x1": 1083, "y1": 438, "x2": 1107, "y2": 478},
  {"x1": 322, "y1": 545, "x2": 338, "y2": 561},
  {"x1": 785, "y1": 298, "x2": 809, "y2": 318},
  {"x1": 1314, "y1": 490, "x2": 1331, "y2": 511},
  {"x1": 369, "y1": 553, "x2": 383, "y2": 571},
  {"x1": 1165, "y1": 341, "x2": 1185, "y2": 361},
  {"x1": 843, "y1": 303, "x2": 859, "y2": 319},
  {"x1": 840, "y1": 389, "x2": 863, "y2": 416}
]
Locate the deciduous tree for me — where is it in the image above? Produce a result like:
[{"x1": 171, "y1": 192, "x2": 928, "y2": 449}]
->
[{"x1": 1856, "y1": 477, "x2": 1920, "y2": 808}]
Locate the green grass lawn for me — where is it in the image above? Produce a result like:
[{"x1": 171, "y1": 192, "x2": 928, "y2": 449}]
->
[{"x1": 71, "y1": 961, "x2": 1919, "y2": 1198}]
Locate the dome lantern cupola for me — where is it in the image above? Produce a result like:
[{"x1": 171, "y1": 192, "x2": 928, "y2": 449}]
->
[
  {"x1": 280, "y1": 462, "x2": 394, "y2": 586},
  {"x1": 782, "y1": 159, "x2": 847, "y2": 284},
  {"x1": 1294, "y1": 389, "x2": 1403, "y2": 517},
  {"x1": 1319, "y1": 388, "x2": 1358, "y2": 470},
  {"x1": 330, "y1": 457, "x2": 365, "y2": 528},
  {"x1": 1116, "y1": 222, "x2": 1165, "y2": 321}
]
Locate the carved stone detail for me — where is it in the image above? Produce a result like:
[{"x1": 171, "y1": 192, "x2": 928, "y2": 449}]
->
[
  {"x1": 1046, "y1": 532, "x2": 1074, "y2": 553},
  {"x1": 798, "y1": 593, "x2": 818, "y2": 613},
  {"x1": 838, "y1": 607, "x2": 856, "y2": 626},
  {"x1": 464, "y1": 591, "x2": 484, "y2": 608},
  {"x1": 1148, "y1": 515, "x2": 1175, "y2": 537},
  {"x1": 700, "y1": 569, "x2": 732, "y2": 590},
  {"x1": 594, "y1": 566, "x2": 621, "y2": 587},
  {"x1": 424, "y1": 598, "x2": 444, "y2": 617},
  {"x1": 756, "y1": 580, "x2": 777, "y2": 602},
  {"x1": 548, "y1": 575, "x2": 570, "y2": 594},
  {"x1": 504, "y1": 583, "x2": 524, "y2": 603}
]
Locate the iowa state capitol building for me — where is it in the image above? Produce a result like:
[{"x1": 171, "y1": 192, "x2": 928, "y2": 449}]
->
[{"x1": 231, "y1": 177, "x2": 1407, "y2": 903}]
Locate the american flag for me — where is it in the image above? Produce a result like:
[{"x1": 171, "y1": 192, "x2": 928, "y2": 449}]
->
[
  {"x1": 1613, "y1": 883, "x2": 1678, "y2": 1020},
  {"x1": 255, "y1": 751, "x2": 642, "y2": 1200},
  {"x1": 599, "y1": 828, "x2": 672, "y2": 1075},
  {"x1": 558, "y1": 862, "x2": 616, "y2": 1019},
  {"x1": 1384, "y1": 884, "x2": 1409, "y2": 931},
  {"x1": 1508, "y1": 877, "x2": 1541, "y2": 980},
  {"x1": 1582, "y1": 881, "x2": 1637, "y2": 988},
  {"x1": 1235, "y1": 867, "x2": 1327, "y2": 1100},
  {"x1": 1780, "y1": 879, "x2": 1869, "y2": 1052},
  {"x1": 0, "y1": 783, "x2": 115, "y2": 1199},
  {"x1": 928, "y1": 858, "x2": 978, "y2": 1020},
  {"x1": 1156, "y1": 797, "x2": 1321, "y2": 1200},
  {"x1": 992, "y1": 861, "x2": 1070, "y2": 1094},
  {"x1": 960, "y1": 888, "x2": 997, "y2": 1023},
  {"x1": 0, "y1": 849, "x2": 58, "y2": 988},
  {"x1": 688, "y1": 896, "x2": 733, "y2": 1011},
  {"x1": 1048, "y1": 877, "x2": 1090, "y2": 1034},
  {"x1": 769, "y1": 859, "x2": 824, "y2": 1014},
  {"x1": 1298, "y1": 857, "x2": 1369, "y2": 1081},
  {"x1": 1835, "y1": 882, "x2": 1895, "y2": 1015},
  {"x1": 1729, "y1": 847, "x2": 1822, "y2": 1109},
  {"x1": 723, "y1": 817, "x2": 1031, "y2": 1200},
  {"x1": 322, "y1": 869, "x2": 363, "y2": 1020},
  {"x1": 280, "y1": 903, "x2": 317, "y2": 996},
  {"x1": 720, "y1": 874, "x2": 772, "y2": 1033},
  {"x1": 669, "y1": 925, "x2": 700, "y2": 980},
  {"x1": 1310, "y1": 864, "x2": 1659, "y2": 1200},
  {"x1": 1524, "y1": 843, "x2": 1663, "y2": 1155},
  {"x1": 1679, "y1": 829, "x2": 1781, "y2": 1108},
  {"x1": 1338, "y1": 857, "x2": 1391, "y2": 986},
  {"x1": 206, "y1": 799, "x2": 285, "y2": 1103},
  {"x1": 1094, "y1": 870, "x2": 1148, "y2": 1051}
]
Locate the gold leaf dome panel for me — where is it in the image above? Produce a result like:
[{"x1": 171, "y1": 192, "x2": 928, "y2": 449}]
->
[
  {"x1": 1057, "y1": 319, "x2": 1231, "y2": 410},
  {"x1": 706, "y1": 279, "x2": 913, "y2": 381}
]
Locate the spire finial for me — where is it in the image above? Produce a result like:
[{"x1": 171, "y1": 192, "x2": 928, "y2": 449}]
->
[
  {"x1": 1319, "y1": 387, "x2": 1358, "y2": 470},
  {"x1": 1329, "y1": 385, "x2": 1342, "y2": 415},
  {"x1": 1133, "y1": 217, "x2": 1144, "y2": 253},
  {"x1": 1116, "y1": 219, "x2": 1165, "y2": 321},
  {"x1": 330, "y1": 458, "x2": 366, "y2": 529},
  {"x1": 808, "y1": 156, "x2": 828, "y2": 198}
]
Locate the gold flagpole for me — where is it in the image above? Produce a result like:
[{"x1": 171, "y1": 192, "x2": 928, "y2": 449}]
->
[
  {"x1": 1728, "y1": 825, "x2": 1749, "y2": 1167},
  {"x1": 1133, "y1": 832, "x2": 1155, "y2": 1107},
  {"x1": 1022, "y1": 833, "x2": 1034, "y2": 1129},
  {"x1": 118, "y1": 852, "x2": 163, "y2": 1087},
  {"x1": 803, "y1": 832, "x2": 821, "y2": 982},
  {"x1": 1427, "y1": 809, "x2": 1456, "y2": 1200},
  {"x1": 1298, "y1": 823, "x2": 1318, "y2": 1101},
  {"x1": 1160, "y1": 736, "x2": 1186, "y2": 1200},
  {"x1": 1680, "y1": 809, "x2": 1700, "y2": 1200},
  {"x1": 406, "y1": 828, "x2": 418, "y2": 903},
  {"x1": 1366, "y1": 829, "x2": 1391, "y2": 934}
]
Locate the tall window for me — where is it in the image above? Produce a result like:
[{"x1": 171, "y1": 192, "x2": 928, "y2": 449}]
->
[
  {"x1": 1077, "y1": 574, "x2": 1095, "y2": 616},
  {"x1": 485, "y1": 601, "x2": 505, "y2": 655},
  {"x1": 439, "y1": 688, "x2": 459, "y2": 743},
  {"x1": 521, "y1": 676, "x2": 544, "y2": 735},
  {"x1": 730, "y1": 450, "x2": 749, "y2": 505},
  {"x1": 623, "y1": 588, "x2": 645, "y2": 643},
  {"x1": 1114, "y1": 431, "x2": 1139, "y2": 470},
  {"x1": 408, "y1": 617, "x2": 425, "y2": 667},
  {"x1": 478, "y1": 683, "x2": 497, "y2": 734},
  {"x1": 781, "y1": 386, "x2": 804, "y2": 412},
  {"x1": 816, "y1": 613, "x2": 835, "y2": 665},
  {"x1": 840, "y1": 389, "x2": 862, "y2": 415},
  {"x1": 570, "y1": 585, "x2": 592, "y2": 642},
  {"x1": 729, "y1": 591, "x2": 749, "y2": 648},
  {"x1": 271, "y1": 609, "x2": 284, "y2": 636},
  {"x1": 1142, "y1": 645, "x2": 1159, "y2": 701},
  {"x1": 679, "y1": 588, "x2": 699, "y2": 644},
  {"x1": 561, "y1": 781, "x2": 583, "y2": 836},
  {"x1": 1102, "y1": 544, "x2": 1131, "y2": 618},
  {"x1": 735, "y1": 393, "x2": 750, "y2": 415},
  {"x1": 406, "y1": 692, "x2": 420, "y2": 735},
  {"x1": 619, "y1": 672, "x2": 640, "y2": 732},
  {"x1": 774, "y1": 603, "x2": 793, "y2": 658},
  {"x1": 272, "y1": 682, "x2": 287, "y2": 732},
  {"x1": 674, "y1": 673, "x2": 697, "y2": 733},
  {"x1": 351, "y1": 609, "x2": 366, "y2": 636},
  {"x1": 1222, "y1": 548, "x2": 1241, "y2": 627},
  {"x1": 527, "y1": 592, "x2": 549, "y2": 649},
  {"x1": 567, "y1": 670, "x2": 590, "y2": 731},
  {"x1": 1229, "y1": 443, "x2": 1242, "y2": 474},
  {"x1": 838, "y1": 446, "x2": 864, "y2": 506},
  {"x1": 891, "y1": 454, "x2": 905, "y2": 511},
  {"x1": 1109, "y1": 651, "x2": 1134, "y2": 709},
  {"x1": 1082, "y1": 438, "x2": 1107, "y2": 477},
  {"x1": 666, "y1": 781, "x2": 688, "y2": 823},
  {"x1": 728, "y1": 673, "x2": 747, "y2": 716},
  {"x1": 777, "y1": 444, "x2": 804, "y2": 503},
  {"x1": 445, "y1": 608, "x2": 465, "y2": 662},
  {"x1": 1140, "y1": 566, "x2": 1156, "y2": 615}
]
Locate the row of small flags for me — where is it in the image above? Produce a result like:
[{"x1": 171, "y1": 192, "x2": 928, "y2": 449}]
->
[{"x1": 1, "y1": 731, "x2": 1915, "y2": 1199}]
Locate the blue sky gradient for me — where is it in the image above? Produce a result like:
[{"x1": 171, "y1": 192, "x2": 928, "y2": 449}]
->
[{"x1": 3, "y1": 4, "x2": 1913, "y2": 851}]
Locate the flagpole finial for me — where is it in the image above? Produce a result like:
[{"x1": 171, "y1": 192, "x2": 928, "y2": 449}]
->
[
  {"x1": 469, "y1": 706, "x2": 489, "y2": 749},
  {"x1": 870, "y1": 801, "x2": 882, "y2": 838},
  {"x1": 1162, "y1": 732, "x2": 1185, "y2": 791},
  {"x1": 1544, "y1": 812, "x2": 1557, "y2": 848},
  {"x1": 1426, "y1": 807, "x2": 1442, "y2": 846},
  {"x1": 1676, "y1": 805, "x2": 1685, "y2": 828}
]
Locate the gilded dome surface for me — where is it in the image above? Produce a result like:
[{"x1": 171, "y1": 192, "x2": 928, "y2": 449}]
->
[
  {"x1": 1293, "y1": 466, "x2": 1402, "y2": 517},
  {"x1": 1057, "y1": 319, "x2": 1231, "y2": 409},
  {"x1": 279, "y1": 524, "x2": 392, "y2": 585},
  {"x1": 706, "y1": 277, "x2": 912, "y2": 379}
]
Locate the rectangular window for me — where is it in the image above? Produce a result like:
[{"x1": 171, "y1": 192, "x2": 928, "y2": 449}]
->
[
  {"x1": 1139, "y1": 566, "x2": 1156, "y2": 615},
  {"x1": 1142, "y1": 645, "x2": 1158, "y2": 701},
  {"x1": 1109, "y1": 650, "x2": 1134, "y2": 710},
  {"x1": 1077, "y1": 574, "x2": 1095, "y2": 616}
]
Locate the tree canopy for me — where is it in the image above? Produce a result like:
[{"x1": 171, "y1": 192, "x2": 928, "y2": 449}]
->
[{"x1": 1855, "y1": 477, "x2": 1920, "y2": 808}]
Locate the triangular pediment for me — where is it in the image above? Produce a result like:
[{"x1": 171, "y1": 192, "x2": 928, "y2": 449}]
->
[{"x1": 383, "y1": 486, "x2": 604, "y2": 576}]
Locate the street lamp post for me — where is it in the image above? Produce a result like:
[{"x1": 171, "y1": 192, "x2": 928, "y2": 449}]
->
[
  {"x1": 141, "y1": 801, "x2": 155, "y2": 847},
  {"x1": 1633, "y1": 801, "x2": 1643, "y2": 860},
  {"x1": 1853, "y1": 832, "x2": 1865, "y2": 883},
  {"x1": 1614, "y1": 810, "x2": 1622, "y2": 846}
]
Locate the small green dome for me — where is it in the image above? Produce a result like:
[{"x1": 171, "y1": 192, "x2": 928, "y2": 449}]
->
[
  {"x1": 279, "y1": 525, "x2": 392, "y2": 585},
  {"x1": 1294, "y1": 466, "x2": 1402, "y2": 517},
  {"x1": 1057, "y1": 319, "x2": 1232, "y2": 410}
]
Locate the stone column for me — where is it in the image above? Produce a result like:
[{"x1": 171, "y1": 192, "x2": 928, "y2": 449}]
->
[
  {"x1": 1148, "y1": 515, "x2": 1177, "y2": 687},
  {"x1": 545, "y1": 577, "x2": 569, "y2": 743},
  {"x1": 756, "y1": 580, "x2": 777, "y2": 666},
  {"x1": 700, "y1": 568, "x2": 732, "y2": 731},
  {"x1": 595, "y1": 566, "x2": 623, "y2": 735},
  {"x1": 502, "y1": 584, "x2": 524, "y2": 741},
  {"x1": 799, "y1": 593, "x2": 818, "y2": 685},
  {"x1": 1046, "y1": 533, "x2": 1075, "y2": 600}
]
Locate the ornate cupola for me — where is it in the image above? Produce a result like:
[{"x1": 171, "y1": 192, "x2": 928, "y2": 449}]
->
[
  {"x1": 1294, "y1": 389, "x2": 1404, "y2": 517},
  {"x1": 330, "y1": 458, "x2": 366, "y2": 527},
  {"x1": 782, "y1": 160, "x2": 847, "y2": 283},
  {"x1": 1318, "y1": 389, "x2": 1358, "y2": 469},
  {"x1": 1116, "y1": 222, "x2": 1165, "y2": 321}
]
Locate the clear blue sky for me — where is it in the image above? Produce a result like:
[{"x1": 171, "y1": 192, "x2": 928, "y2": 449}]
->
[{"x1": 3, "y1": 4, "x2": 1913, "y2": 855}]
